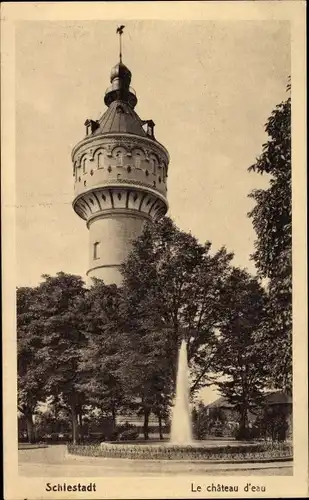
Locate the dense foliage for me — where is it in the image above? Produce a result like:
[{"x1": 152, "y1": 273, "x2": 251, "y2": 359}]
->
[
  {"x1": 214, "y1": 268, "x2": 269, "y2": 438},
  {"x1": 121, "y1": 218, "x2": 234, "y2": 394},
  {"x1": 248, "y1": 83, "x2": 292, "y2": 392}
]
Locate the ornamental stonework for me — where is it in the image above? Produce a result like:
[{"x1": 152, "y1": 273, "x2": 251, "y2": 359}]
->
[
  {"x1": 72, "y1": 134, "x2": 169, "y2": 167},
  {"x1": 73, "y1": 186, "x2": 167, "y2": 224},
  {"x1": 73, "y1": 137, "x2": 168, "y2": 200}
]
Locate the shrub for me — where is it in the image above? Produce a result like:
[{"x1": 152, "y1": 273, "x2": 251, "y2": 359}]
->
[
  {"x1": 254, "y1": 407, "x2": 289, "y2": 442},
  {"x1": 109, "y1": 423, "x2": 140, "y2": 442},
  {"x1": 234, "y1": 427, "x2": 254, "y2": 441},
  {"x1": 118, "y1": 428, "x2": 140, "y2": 441},
  {"x1": 82, "y1": 433, "x2": 106, "y2": 444},
  {"x1": 192, "y1": 404, "x2": 231, "y2": 439},
  {"x1": 109, "y1": 430, "x2": 119, "y2": 441},
  {"x1": 18, "y1": 434, "x2": 29, "y2": 443}
]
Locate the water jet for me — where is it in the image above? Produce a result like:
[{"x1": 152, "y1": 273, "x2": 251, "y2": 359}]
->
[{"x1": 170, "y1": 339, "x2": 192, "y2": 445}]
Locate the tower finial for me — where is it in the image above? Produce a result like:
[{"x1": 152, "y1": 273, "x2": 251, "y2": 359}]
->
[
  {"x1": 105, "y1": 27, "x2": 136, "y2": 108},
  {"x1": 116, "y1": 25, "x2": 125, "y2": 63}
]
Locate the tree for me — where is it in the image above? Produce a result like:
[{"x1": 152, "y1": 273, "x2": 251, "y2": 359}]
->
[
  {"x1": 192, "y1": 402, "x2": 210, "y2": 440},
  {"x1": 151, "y1": 385, "x2": 172, "y2": 440},
  {"x1": 77, "y1": 280, "x2": 129, "y2": 429},
  {"x1": 115, "y1": 325, "x2": 173, "y2": 440},
  {"x1": 254, "y1": 404, "x2": 289, "y2": 442},
  {"x1": 248, "y1": 82, "x2": 292, "y2": 392},
  {"x1": 17, "y1": 286, "x2": 48, "y2": 442},
  {"x1": 214, "y1": 268, "x2": 269, "y2": 439},
  {"x1": 184, "y1": 247, "x2": 234, "y2": 396},
  {"x1": 28, "y1": 272, "x2": 87, "y2": 444},
  {"x1": 121, "y1": 217, "x2": 234, "y2": 398},
  {"x1": 118, "y1": 217, "x2": 235, "y2": 438}
]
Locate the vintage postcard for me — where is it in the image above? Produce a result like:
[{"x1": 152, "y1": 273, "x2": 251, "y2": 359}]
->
[{"x1": 1, "y1": 1, "x2": 307, "y2": 499}]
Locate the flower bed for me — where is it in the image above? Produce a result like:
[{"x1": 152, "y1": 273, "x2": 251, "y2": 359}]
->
[{"x1": 67, "y1": 442, "x2": 292, "y2": 462}]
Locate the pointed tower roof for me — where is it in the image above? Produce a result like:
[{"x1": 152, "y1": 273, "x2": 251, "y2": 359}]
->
[{"x1": 93, "y1": 99, "x2": 147, "y2": 137}]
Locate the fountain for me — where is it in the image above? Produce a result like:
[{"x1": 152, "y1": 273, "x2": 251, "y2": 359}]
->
[
  {"x1": 170, "y1": 339, "x2": 192, "y2": 444},
  {"x1": 68, "y1": 341, "x2": 280, "y2": 462}
]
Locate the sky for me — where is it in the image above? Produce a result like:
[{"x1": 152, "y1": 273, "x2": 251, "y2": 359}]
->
[{"x1": 15, "y1": 20, "x2": 290, "y2": 403}]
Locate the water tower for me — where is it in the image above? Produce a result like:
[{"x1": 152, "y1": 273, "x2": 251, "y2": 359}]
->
[{"x1": 72, "y1": 27, "x2": 169, "y2": 284}]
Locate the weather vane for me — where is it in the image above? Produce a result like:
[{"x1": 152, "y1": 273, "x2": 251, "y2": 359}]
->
[{"x1": 116, "y1": 25, "x2": 125, "y2": 63}]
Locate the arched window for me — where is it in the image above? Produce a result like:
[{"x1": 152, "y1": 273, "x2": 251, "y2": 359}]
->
[
  {"x1": 93, "y1": 241, "x2": 100, "y2": 260},
  {"x1": 97, "y1": 152, "x2": 104, "y2": 169},
  {"x1": 74, "y1": 162, "x2": 78, "y2": 181},
  {"x1": 82, "y1": 157, "x2": 87, "y2": 174},
  {"x1": 132, "y1": 149, "x2": 144, "y2": 169},
  {"x1": 113, "y1": 147, "x2": 126, "y2": 167},
  {"x1": 149, "y1": 155, "x2": 158, "y2": 175},
  {"x1": 115, "y1": 151, "x2": 124, "y2": 166},
  {"x1": 135, "y1": 152, "x2": 141, "y2": 168},
  {"x1": 162, "y1": 163, "x2": 166, "y2": 182}
]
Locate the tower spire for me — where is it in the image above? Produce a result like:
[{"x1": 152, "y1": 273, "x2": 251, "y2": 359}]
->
[
  {"x1": 104, "y1": 25, "x2": 137, "y2": 108},
  {"x1": 116, "y1": 25, "x2": 125, "y2": 63}
]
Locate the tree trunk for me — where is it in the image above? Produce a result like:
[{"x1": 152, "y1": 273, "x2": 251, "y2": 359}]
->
[
  {"x1": 158, "y1": 414, "x2": 163, "y2": 440},
  {"x1": 143, "y1": 409, "x2": 150, "y2": 441},
  {"x1": 239, "y1": 408, "x2": 249, "y2": 440},
  {"x1": 78, "y1": 411, "x2": 83, "y2": 443},
  {"x1": 71, "y1": 404, "x2": 79, "y2": 444},
  {"x1": 25, "y1": 412, "x2": 35, "y2": 444},
  {"x1": 111, "y1": 406, "x2": 117, "y2": 428}
]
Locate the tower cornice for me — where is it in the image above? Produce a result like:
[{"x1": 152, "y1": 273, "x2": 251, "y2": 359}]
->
[
  {"x1": 72, "y1": 184, "x2": 168, "y2": 225},
  {"x1": 72, "y1": 183, "x2": 168, "y2": 209}
]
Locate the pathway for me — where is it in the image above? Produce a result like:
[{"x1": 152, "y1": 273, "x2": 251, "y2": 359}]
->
[{"x1": 19, "y1": 445, "x2": 293, "y2": 477}]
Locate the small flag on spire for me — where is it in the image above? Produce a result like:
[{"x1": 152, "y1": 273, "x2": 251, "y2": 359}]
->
[{"x1": 116, "y1": 25, "x2": 125, "y2": 35}]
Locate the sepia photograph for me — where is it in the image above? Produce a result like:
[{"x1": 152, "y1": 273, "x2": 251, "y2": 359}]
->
[{"x1": 1, "y1": 2, "x2": 307, "y2": 499}]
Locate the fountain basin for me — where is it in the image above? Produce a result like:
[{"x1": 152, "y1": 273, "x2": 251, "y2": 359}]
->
[{"x1": 67, "y1": 441, "x2": 292, "y2": 462}]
